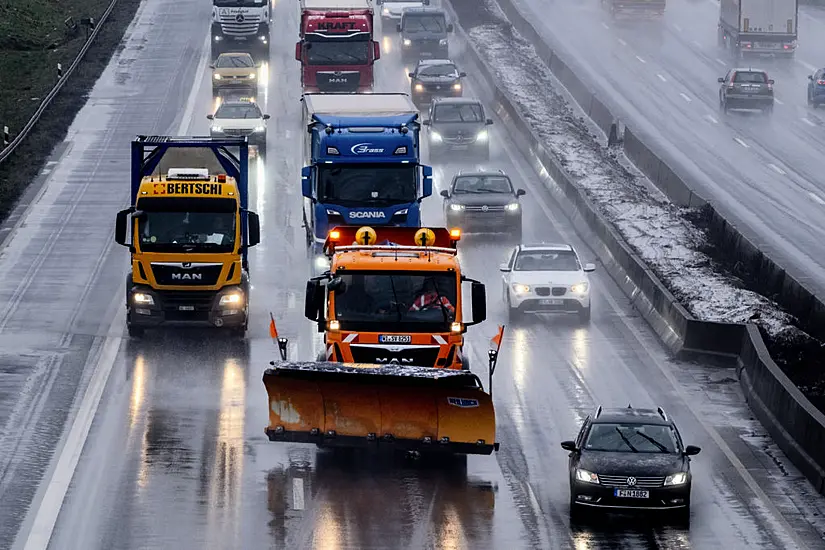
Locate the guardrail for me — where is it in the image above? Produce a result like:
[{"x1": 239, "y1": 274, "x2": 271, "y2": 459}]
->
[
  {"x1": 443, "y1": 0, "x2": 825, "y2": 495},
  {"x1": 0, "y1": 0, "x2": 120, "y2": 165}
]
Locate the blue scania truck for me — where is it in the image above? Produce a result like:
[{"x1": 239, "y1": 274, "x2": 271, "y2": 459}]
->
[{"x1": 301, "y1": 92, "x2": 432, "y2": 254}]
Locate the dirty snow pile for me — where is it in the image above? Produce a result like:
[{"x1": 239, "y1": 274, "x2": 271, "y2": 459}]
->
[{"x1": 462, "y1": 0, "x2": 800, "y2": 339}]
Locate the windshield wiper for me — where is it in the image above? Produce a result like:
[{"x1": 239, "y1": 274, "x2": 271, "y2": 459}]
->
[
  {"x1": 388, "y1": 275, "x2": 403, "y2": 322},
  {"x1": 634, "y1": 430, "x2": 670, "y2": 453},
  {"x1": 615, "y1": 427, "x2": 638, "y2": 453},
  {"x1": 428, "y1": 277, "x2": 452, "y2": 324}
]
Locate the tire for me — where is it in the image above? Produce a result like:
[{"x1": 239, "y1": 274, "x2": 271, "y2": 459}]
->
[
  {"x1": 579, "y1": 305, "x2": 591, "y2": 324},
  {"x1": 506, "y1": 293, "x2": 521, "y2": 322},
  {"x1": 128, "y1": 324, "x2": 144, "y2": 338},
  {"x1": 673, "y1": 506, "x2": 691, "y2": 528},
  {"x1": 764, "y1": 104, "x2": 774, "y2": 116},
  {"x1": 569, "y1": 496, "x2": 586, "y2": 523}
]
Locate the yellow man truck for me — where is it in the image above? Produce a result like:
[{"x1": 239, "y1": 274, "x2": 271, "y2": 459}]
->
[{"x1": 115, "y1": 136, "x2": 260, "y2": 337}]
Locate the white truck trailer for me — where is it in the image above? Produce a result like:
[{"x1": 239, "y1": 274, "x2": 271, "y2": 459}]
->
[{"x1": 718, "y1": 0, "x2": 798, "y2": 58}]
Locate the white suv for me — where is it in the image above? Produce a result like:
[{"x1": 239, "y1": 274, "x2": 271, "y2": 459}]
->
[{"x1": 500, "y1": 244, "x2": 595, "y2": 323}]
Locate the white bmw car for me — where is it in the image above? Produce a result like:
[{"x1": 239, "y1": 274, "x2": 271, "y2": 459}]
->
[{"x1": 500, "y1": 244, "x2": 595, "y2": 322}]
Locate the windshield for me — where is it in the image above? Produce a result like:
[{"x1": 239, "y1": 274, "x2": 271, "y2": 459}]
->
[
  {"x1": 433, "y1": 103, "x2": 483, "y2": 122},
  {"x1": 306, "y1": 40, "x2": 370, "y2": 65},
  {"x1": 216, "y1": 55, "x2": 254, "y2": 68},
  {"x1": 403, "y1": 14, "x2": 446, "y2": 33},
  {"x1": 334, "y1": 271, "x2": 458, "y2": 330},
  {"x1": 419, "y1": 63, "x2": 458, "y2": 77},
  {"x1": 733, "y1": 71, "x2": 766, "y2": 83},
  {"x1": 138, "y1": 211, "x2": 236, "y2": 253},
  {"x1": 213, "y1": 0, "x2": 265, "y2": 6},
  {"x1": 453, "y1": 176, "x2": 512, "y2": 194},
  {"x1": 215, "y1": 103, "x2": 262, "y2": 119},
  {"x1": 584, "y1": 423, "x2": 680, "y2": 453},
  {"x1": 318, "y1": 164, "x2": 417, "y2": 206},
  {"x1": 515, "y1": 250, "x2": 580, "y2": 271}
]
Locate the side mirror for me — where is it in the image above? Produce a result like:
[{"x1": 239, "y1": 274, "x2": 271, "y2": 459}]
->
[
  {"x1": 114, "y1": 208, "x2": 134, "y2": 246},
  {"x1": 423, "y1": 0, "x2": 430, "y2": 5},
  {"x1": 301, "y1": 166, "x2": 312, "y2": 198},
  {"x1": 808, "y1": 74, "x2": 814, "y2": 80},
  {"x1": 768, "y1": 79, "x2": 775, "y2": 84},
  {"x1": 206, "y1": 114, "x2": 214, "y2": 120},
  {"x1": 421, "y1": 165, "x2": 433, "y2": 198},
  {"x1": 263, "y1": 114, "x2": 271, "y2": 120},
  {"x1": 486, "y1": 118, "x2": 494, "y2": 125},
  {"x1": 560, "y1": 440, "x2": 577, "y2": 452},
  {"x1": 583, "y1": 263, "x2": 595, "y2": 272},
  {"x1": 397, "y1": 23, "x2": 402, "y2": 32},
  {"x1": 447, "y1": 23, "x2": 454, "y2": 32},
  {"x1": 516, "y1": 188, "x2": 526, "y2": 196},
  {"x1": 409, "y1": 72, "x2": 415, "y2": 78},
  {"x1": 440, "y1": 189, "x2": 450, "y2": 198},
  {"x1": 471, "y1": 281, "x2": 487, "y2": 324},
  {"x1": 247, "y1": 211, "x2": 261, "y2": 247},
  {"x1": 717, "y1": 77, "x2": 724, "y2": 83},
  {"x1": 423, "y1": 119, "x2": 431, "y2": 126},
  {"x1": 373, "y1": 40, "x2": 381, "y2": 61},
  {"x1": 459, "y1": 71, "x2": 467, "y2": 77},
  {"x1": 684, "y1": 445, "x2": 701, "y2": 456},
  {"x1": 499, "y1": 263, "x2": 511, "y2": 272},
  {"x1": 328, "y1": 276, "x2": 347, "y2": 293},
  {"x1": 209, "y1": 64, "x2": 215, "y2": 69},
  {"x1": 304, "y1": 280, "x2": 325, "y2": 321},
  {"x1": 295, "y1": 42, "x2": 302, "y2": 61}
]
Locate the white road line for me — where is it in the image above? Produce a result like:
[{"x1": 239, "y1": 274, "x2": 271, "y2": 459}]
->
[
  {"x1": 802, "y1": 117, "x2": 816, "y2": 127},
  {"x1": 734, "y1": 137, "x2": 750, "y2": 148},
  {"x1": 618, "y1": 38, "x2": 627, "y2": 46},
  {"x1": 673, "y1": 23, "x2": 682, "y2": 32},
  {"x1": 679, "y1": 93, "x2": 692, "y2": 103},
  {"x1": 715, "y1": 58, "x2": 727, "y2": 66},
  {"x1": 601, "y1": 22, "x2": 609, "y2": 30},
  {"x1": 768, "y1": 163, "x2": 786, "y2": 175},
  {"x1": 657, "y1": 74, "x2": 667, "y2": 82},
  {"x1": 809, "y1": 192, "x2": 825, "y2": 206},
  {"x1": 774, "y1": 98, "x2": 783, "y2": 105},
  {"x1": 798, "y1": 60, "x2": 818, "y2": 73},
  {"x1": 635, "y1": 55, "x2": 646, "y2": 64},
  {"x1": 176, "y1": 32, "x2": 212, "y2": 135},
  {"x1": 704, "y1": 114, "x2": 718, "y2": 124},
  {"x1": 692, "y1": 40, "x2": 702, "y2": 48},
  {"x1": 292, "y1": 478, "x2": 305, "y2": 510}
]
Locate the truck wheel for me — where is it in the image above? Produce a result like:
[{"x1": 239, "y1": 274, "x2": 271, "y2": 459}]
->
[{"x1": 128, "y1": 324, "x2": 144, "y2": 338}]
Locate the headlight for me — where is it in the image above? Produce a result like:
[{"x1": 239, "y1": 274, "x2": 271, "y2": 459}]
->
[
  {"x1": 505, "y1": 202, "x2": 519, "y2": 212},
  {"x1": 664, "y1": 472, "x2": 688, "y2": 486},
  {"x1": 382, "y1": 7, "x2": 389, "y2": 14},
  {"x1": 575, "y1": 469, "x2": 599, "y2": 484},
  {"x1": 314, "y1": 255, "x2": 330, "y2": 270},
  {"x1": 512, "y1": 283, "x2": 530, "y2": 295},
  {"x1": 253, "y1": 125, "x2": 265, "y2": 132},
  {"x1": 211, "y1": 125, "x2": 223, "y2": 132},
  {"x1": 213, "y1": 74, "x2": 222, "y2": 80},
  {"x1": 393, "y1": 208, "x2": 409, "y2": 216},
  {"x1": 570, "y1": 282, "x2": 589, "y2": 294},
  {"x1": 414, "y1": 83, "x2": 424, "y2": 92},
  {"x1": 430, "y1": 131, "x2": 442, "y2": 142},
  {"x1": 476, "y1": 129, "x2": 488, "y2": 142},
  {"x1": 449, "y1": 203, "x2": 464, "y2": 211},
  {"x1": 326, "y1": 208, "x2": 340, "y2": 216},
  {"x1": 439, "y1": 38, "x2": 448, "y2": 46},
  {"x1": 403, "y1": 38, "x2": 412, "y2": 46},
  {"x1": 452, "y1": 83, "x2": 461, "y2": 90},
  {"x1": 219, "y1": 292, "x2": 244, "y2": 306},
  {"x1": 133, "y1": 292, "x2": 154, "y2": 305},
  {"x1": 248, "y1": 73, "x2": 256, "y2": 79}
]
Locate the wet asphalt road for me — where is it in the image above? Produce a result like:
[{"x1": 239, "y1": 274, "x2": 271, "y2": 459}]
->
[
  {"x1": 0, "y1": 0, "x2": 824, "y2": 548},
  {"x1": 512, "y1": 0, "x2": 825, "y2": 300}
]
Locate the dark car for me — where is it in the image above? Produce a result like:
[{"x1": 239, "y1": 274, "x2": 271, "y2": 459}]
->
[
  {"x1": 718, "y1": 68, "x2": 774, "y2": 114},
  {"x1": 560, "y1": 405, "x2": 701, "y2": 524},
  {"x1": 807, "y1": 68, "x2": 825, "y2": 108},
  {"x1": 409, "y1": 59, "x2": 466, "y2": 106},
  {"x1": 441, "y1": 170, "x2": 525, "y2": 238},
  {"x1": 398, "y1": 7, "x2": 453, "y2": 63},
  {"x1": 424, "y1": 98, "x2": 493, "y2": 161}
]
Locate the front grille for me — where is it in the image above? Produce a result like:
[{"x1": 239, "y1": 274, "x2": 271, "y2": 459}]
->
[
  {"x1": 349, "y1": 345, "x2": 440, "y2": 367},
  {"x1": 223, "y1": 128, "x2": 254, "y2": 136},
  {"x1": 218, "y1": 13, "x2": 262, "y2": 36},
  {"x1": 552, "y1": 287, "x2": 566, "y2": 296},
  {"x1": 535, "y1": 287, "x2": 550, "y2": 297},
  {"x1": 464, "y1": 205, "x2": 505, "y2": 212},
  {"x1": 443, "y1": 134, "x2": 477, "y2": 145},
  {"x1": 157, "y1": 290, "x2": 216, "y2": 321},
  {"x1": 598, "y1": 475, "x2": 665, "y2": 488},
  {"x1": 151, "y1": 263, "x2": 223, "y2": 286},
  {"x1": 316, "y1": 71, "x2": 361, "y2": 93}
]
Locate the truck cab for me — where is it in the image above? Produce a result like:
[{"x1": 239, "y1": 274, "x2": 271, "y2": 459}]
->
[
  {"x1": 211, "y1": 0, "x2": 271, "y2": 59},
  {"x1": 377, "y1": 0, "x2": 430, "y2": 28},
  {"x1": 305, "y1": 225, "x2": 487, "y2": 369},
  {"x1": 115, "y1": 137, "x2": 261, "y2": 338}
]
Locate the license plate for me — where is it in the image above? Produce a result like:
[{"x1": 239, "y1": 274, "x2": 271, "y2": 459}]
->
[
  {"x1": 451, "y1": 145, "x2": 468, "y2": 150},
  {"x1": 379, "y1": 334, "x2": 412, "y2": 344},
  {"x1": 614, "y1": 489, "x2": 649, "y2": 498},
  {"x1": 178, "y1": 305, "x2": 195, "y2": 311},
  {"x1": 539, "y1": 299, "x2": 563, "y2": 305},
  {"x1": 234, "y1": 37, "x2": 248, "y2": 41}
]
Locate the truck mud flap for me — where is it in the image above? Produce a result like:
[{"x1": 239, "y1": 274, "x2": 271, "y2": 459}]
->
[{"x1": 263, "y1": 362, "x2": 498, "y2": 455}]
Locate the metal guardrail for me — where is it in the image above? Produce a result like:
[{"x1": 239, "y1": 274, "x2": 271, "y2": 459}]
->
[{"x1": 0, "y1": 0, "x2": 121, "y2": 165}]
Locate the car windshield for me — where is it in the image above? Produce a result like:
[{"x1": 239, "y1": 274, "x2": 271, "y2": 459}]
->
[
  {"x1": 334, "y1": 271, "x2": 458, "y2": 330},
  {"x1": 215, "y1": 55, "x2": 254, "y2": 68},
  {"x1": 419, "y1": 64, "x2": 458, "y2": 77},
  {"x1": 433, "y1": 103, "x2": 483, "y2": 122},
  {"x1": 215, "y1": 103, "x2": 262, "y2": 119},
  {"x1": 515, "y1": 250, "x2": 580, "y2": 271},
  {"x1": 136, "y1": 201, "x2": 236, "y2": 253},
  {"x1": 584, "y1": 423, "x2": 680, "y2": 453},
  {"x1": 317, "y1": 163, "x2": 417, "y2": 206},
  {"x1": 453, "y1": 175, "x2": 512, "y2": 194},
  {"x1": 305, "y1": 40, "x2": 370, "y2": 65},
  {"x1": 733, "y1": 71, "x2": 766, "y2": 83},
  {"x1": 403, "y1": 14, "x2": 446, "y2": 33}
]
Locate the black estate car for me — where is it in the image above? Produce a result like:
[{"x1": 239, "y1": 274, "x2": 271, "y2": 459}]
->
[
  {"x1": 398, "y1": 7, "x2": 453, "y2": 63},
  {"x1": 409, "y1": 59, "x2": 465, "y2": 106},
  {"x1": 718, "y1": 68, "x2": 774, "y2": 115},
  {"x1": 561, "y1": 405, "x2": 701, "y2": 524},
  {"x1": 424, "y1": 97, "x2": 493, "y2": 161},
  {"x1": 441, "y1": 170, "x2": 525, "y2": 238}
]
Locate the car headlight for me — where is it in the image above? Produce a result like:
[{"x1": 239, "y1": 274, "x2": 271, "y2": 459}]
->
[
  {"x1": 505, "y1": 202, "x2": 519, "y2": 212},
  {"x1": 439, "y1": 38, "x2": 448, "y2": 46},
  {"x1": 453, "y1": 83, "x2": 461, "y2": 90},
  {"x1": 575, "y1": 469, "x2": 599, "y2": 484},
  {"x1": 570, "y1": 282, "x2": 589, "y2": 294},
  {"x1": 248, "y1": 73, "x2": 256, "y2": 79},
  {"x1": 403, "y1": 38, "x2": 411, "y2": 46},
  {"x1": 219, "y1": 291, "x2": 244, "y2": 306},
  {"x1": 253, "y1": 125, "x2": 265, "y2": 132},
  {"x1": 213, "y1": 74, "x2": 222, "y2": 80},
  {"x1": 512, "y1": 283, "x2": 530, "y2": 295},
  {"x1": 415, "y1": 83, "x2": 424, "y2": 92},
  {"x1": 383, "y1": 7, "x2": 389, "y2": 14},
  {"x1": 211, "y1": 125, "x2": 223, "y2": 133},
  {"x1": 430, "y1": 131, "x2": 442, "y2": 142},
  {"x1": 664, "y1": 472, "x2": 688, "y2": 486},
  {"x1": 449, "y1": 203, "x2": 464, "y2": 211},
  {"x1": 476, "y1": 129, "x2": 488, "y2": 142},
  {"x1": 133, "y1": 292, "x2": 154, "y2": 305}
]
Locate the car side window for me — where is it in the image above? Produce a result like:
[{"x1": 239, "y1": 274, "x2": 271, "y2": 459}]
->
[
  {"x1": 575, "y1": 417, "x2": 590, "y2": 448},
  {"x1": 724, "y1": 69, "x2": 732, "y2": 82},
  {"x1": 507, "y1": 248, "x2": 518, "y2": 269}
]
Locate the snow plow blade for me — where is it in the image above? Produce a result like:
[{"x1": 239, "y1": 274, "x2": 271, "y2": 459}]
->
[{"x1": 263, "y1": 362, "x2": 498, "y2": 455}]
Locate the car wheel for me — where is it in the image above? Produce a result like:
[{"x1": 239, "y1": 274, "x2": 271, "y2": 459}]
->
[
  {"x1": 506, "y1": 293, "x2": 521, "y2": 322},
  {"x1": 569, "y1": 495, "x2": 587, "y2": 523},
  {"x1": 128, "y1": 323, "x2": 144, "y2": 338},
  {"x1": 579, "y1": 305, "x2": 591, "y2": 324},
  {"x1": 673, "y1": 505, "x2": 691, "y2": 527},
  {"x1": 764, "y1": 104, "x2": 774, "y2": 116}
]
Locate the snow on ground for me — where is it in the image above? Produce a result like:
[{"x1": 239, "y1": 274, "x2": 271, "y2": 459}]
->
[{"x1": 463, "y1": 0, "x2": 801, "y2": 339}]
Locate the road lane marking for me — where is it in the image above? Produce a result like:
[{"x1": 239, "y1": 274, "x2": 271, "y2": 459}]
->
[
  {"x1": 692, "y1": 40, "x2": 701, "y2": 48},
  {"x1": 774, "y1": 98, "x2": 783, "y2": 105},
  {"x1": 601, "y1": 22, "x2": 609, "y2": 30},
  {"x1": 293, "y1": 478, "x2": 305, "y2": 510},
  {"x1": 809, "y1": 192, "x2": 825, "y2": 206},
  {"x1": 798, "y1": 60, "x2": 817, "y2": 73},
  {"x1": 715, "y1": 58, "x2": 727, "y2": 66},
  {"x1": 635, "y1": 55, "x2": 646, "y2": 64},
  {"x1": 657, "y1": 74, "x2": 667, "y2": 82},
  {"x1": 679, "y1": 93, "x2": 692, "y2": 102},
  {"x1": 618, "y1": 38, "x2": 627, "y2": 46},
  {"x1": 768, "y1": 163, "x2": 786, "y2": 175},
  {"x1": 802, "y1": 117, "x2": 816, "y2": 127},
  {"x1": 177, "y1": 32, "x2": 212, "y2": 135},
  {"x1": 704, "y1": 114, "x2": 718, "y2": 124},
  {"x1": 673, "y1": 23, "x2": 682, "y2": 32},
  {"x1": 734, "y1": 137, "x2": 750, "y2": 148}
]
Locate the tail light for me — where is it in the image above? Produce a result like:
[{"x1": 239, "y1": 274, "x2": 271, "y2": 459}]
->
[
  {"x1": 817, "y1": 80, "x2": 825, "y2": 86},
  {"x1": 741, "y1": 41, "x2": 752, "y2": 49},
  {"x1": 727, "y1": 85, "x2": 735, "y2": 90}
]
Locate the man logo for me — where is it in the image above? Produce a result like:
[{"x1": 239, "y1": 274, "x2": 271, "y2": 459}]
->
[
  {"x1": 349, "y1": 211, "x2": 386, "y2": 219},
  {"x1": 171, "y1": 273, "x2": 202, "y2": 281},
  {"x1": 375, "y1": 357, "x2": 414, "y2": 364},
  {"x1": 351, "y1": 143, "x2": 385, "y2": 154},
  {"x1": 328, "y1": 78, "x2": 348, "y2": 83}
]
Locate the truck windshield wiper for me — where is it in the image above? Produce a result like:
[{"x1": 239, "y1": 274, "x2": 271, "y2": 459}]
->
[
  {"x1": 428, "y1": 277, "x2": 452, "y2": 324},
  {"x1": 615, "y1": 427, "x2": 638, "y2": 453},
  {"x1": 388, "y1": 275, "x2": 403, "y2": 322},
  {"x1": 634, "y1": 430, "x2": 670, "y2": 453}
]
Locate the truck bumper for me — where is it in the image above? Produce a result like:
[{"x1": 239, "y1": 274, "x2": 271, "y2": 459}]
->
[
  {"x1": 211, "y1": 23, "x2": 270, "y2": 56},
  {"x1": 127, "y1": 284, "x2": 248, "y2": 330}
]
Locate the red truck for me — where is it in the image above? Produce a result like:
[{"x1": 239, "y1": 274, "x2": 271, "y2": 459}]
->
[{"x1": 297, "y1": 0, "x2": 380, "y2": 93}]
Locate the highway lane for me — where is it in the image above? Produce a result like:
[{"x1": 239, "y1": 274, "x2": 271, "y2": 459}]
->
[
  {"x1": 7, "y1": 0, "x2": 825, "y2": 548},
  {"x1": 508, "y1": 0, "x2": 825, "y2": 299}
]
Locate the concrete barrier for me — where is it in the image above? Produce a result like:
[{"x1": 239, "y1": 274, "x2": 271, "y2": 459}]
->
[{"x1": 443, "y1": 0, "x2": 825, "y2": 496}]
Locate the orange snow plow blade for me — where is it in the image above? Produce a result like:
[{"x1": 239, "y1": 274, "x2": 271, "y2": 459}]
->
[{"x1": 263, "y1": 362, "x2": 498, "y2": 454}]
